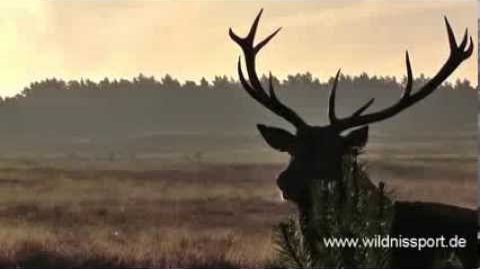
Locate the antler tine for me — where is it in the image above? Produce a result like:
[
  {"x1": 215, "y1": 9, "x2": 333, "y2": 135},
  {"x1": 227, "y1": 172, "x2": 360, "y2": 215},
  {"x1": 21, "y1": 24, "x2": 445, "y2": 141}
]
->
[
  {"x1": 352, "y1": 98, "x2": 375, "y2": 117},
  {"x1": 330, "y1": 17, "x2": 473, "y2": 131},
  {"x1": 230, "y1": 9, "x2": 307, "y2": 129},
  {"x1": 229, "y1": 9, "x2": 262, "y2": 53},
  {"x1": 458, "y1": 28, "x2": 469, "y2": 51},
  {"x1": 328, "y1": 69, "x2": 341, "y2": 124},
  {"x1": 402, "y1": 51, "x2": 413, "y2": 99},
  {"x1": 229, "y1": 10, "x2": 281, "y2": 91},
  {"x1": 444, "y1": 17, "x2": 474, "y2": 60},
  {"x1": 328, "y1": 69, "x2": 375, "y2": 123},
  {"x1": 268, "y1": 72, "x2": 278, "y2": 100},
  {"x1": 255, "y1": 28, "x2": 282, "y2": 54},
  {"x1": 444, "y1": 17, "x2": 457, "y2": 52}
]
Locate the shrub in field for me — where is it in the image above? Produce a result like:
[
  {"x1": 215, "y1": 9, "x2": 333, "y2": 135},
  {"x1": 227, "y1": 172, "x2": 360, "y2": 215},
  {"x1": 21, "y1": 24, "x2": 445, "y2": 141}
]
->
[{"x1": 274, "y1": 154, "x2": 393, "y2": 268}]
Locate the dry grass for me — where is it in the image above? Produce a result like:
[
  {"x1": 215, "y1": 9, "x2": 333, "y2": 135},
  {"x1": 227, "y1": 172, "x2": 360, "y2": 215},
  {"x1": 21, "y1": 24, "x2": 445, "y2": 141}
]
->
[
  {"x1": 0, "y1": 224, "x2": 279, "y2": 268},
  {"x1": 0, "y1": 158, "x2": 474, "y2": 268},
  {"x1": 0, "y1": 163, "x2": 293, "y2": 268},
  {"x1": 366, "y1": 157, "x2": 476, "y2": 208}
]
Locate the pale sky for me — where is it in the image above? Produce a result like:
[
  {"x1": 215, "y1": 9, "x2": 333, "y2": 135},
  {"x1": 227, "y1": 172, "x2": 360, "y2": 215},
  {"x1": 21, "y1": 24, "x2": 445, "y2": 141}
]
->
[{"x1": 0, "y1": 0, "x2": 476, "y2": 96}]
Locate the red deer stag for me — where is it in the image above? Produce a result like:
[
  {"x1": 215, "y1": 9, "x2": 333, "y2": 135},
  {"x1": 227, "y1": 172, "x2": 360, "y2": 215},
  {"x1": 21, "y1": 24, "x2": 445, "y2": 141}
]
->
[{"x1": 229, "y1": 10, "x2": 476, "y2": 268}]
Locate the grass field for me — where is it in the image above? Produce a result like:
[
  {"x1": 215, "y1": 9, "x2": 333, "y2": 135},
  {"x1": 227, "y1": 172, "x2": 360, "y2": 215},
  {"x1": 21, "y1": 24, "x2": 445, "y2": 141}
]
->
[
  {"x1": 0, "y1": 156, "x2": 474, "y2": 268},
  {"x1": 0, "y1": 162, "x2": 294, "y2": 268}
]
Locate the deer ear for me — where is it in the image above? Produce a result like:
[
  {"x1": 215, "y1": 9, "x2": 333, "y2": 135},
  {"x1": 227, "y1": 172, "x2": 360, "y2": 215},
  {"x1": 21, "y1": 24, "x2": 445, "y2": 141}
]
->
[
  {"x1": 344, "y1": 126, "x2": 369, "y2": 149},
  {"x1": 257, "y1": 124, "x2": 295, "y2": 152}
]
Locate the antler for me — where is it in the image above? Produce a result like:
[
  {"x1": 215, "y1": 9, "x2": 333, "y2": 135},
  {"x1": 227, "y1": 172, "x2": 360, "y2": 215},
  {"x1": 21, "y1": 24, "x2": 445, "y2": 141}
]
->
[
  {"x1": 329, "y1": 17, "x2": 473, "y2": 131},
  {"x1": 229, "y1": 9, "x2": 308, "y2": 129}
]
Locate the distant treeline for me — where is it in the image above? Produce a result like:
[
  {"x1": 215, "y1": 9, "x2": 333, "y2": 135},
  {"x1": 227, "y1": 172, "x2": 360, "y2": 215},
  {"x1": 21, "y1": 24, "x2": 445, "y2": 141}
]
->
[
  {"x1": 3, "y1": 72, "x2": 475, "y2": 104},
  {"x1": 0, "y1": 72, "x2": 474, "y2": 159}
]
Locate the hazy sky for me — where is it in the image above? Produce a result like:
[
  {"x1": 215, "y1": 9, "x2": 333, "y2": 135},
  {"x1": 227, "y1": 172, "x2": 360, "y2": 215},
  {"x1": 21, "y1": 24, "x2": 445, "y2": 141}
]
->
[{"x1": 0, "y1": 0, "x2": 475, "y2": 96}]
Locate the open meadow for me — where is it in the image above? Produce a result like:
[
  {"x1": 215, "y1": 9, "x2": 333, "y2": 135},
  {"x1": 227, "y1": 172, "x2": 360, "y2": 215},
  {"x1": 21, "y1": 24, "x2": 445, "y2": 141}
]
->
[
  {"x1": 0, "y1": 153, "x2": 474, "y2": 268},
  {"x1": 0, "y1": 161, "x2": 292, "y2": 268}
]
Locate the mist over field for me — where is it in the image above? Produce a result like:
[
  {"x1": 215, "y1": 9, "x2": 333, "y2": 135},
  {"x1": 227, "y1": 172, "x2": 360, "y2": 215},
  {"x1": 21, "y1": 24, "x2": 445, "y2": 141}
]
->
[
  {"x1": 0, "y1": 74, "x2": 474, "y2": 208},
  {"x1": 0, "y1": 74, "x2": 475, "y2": 165}
]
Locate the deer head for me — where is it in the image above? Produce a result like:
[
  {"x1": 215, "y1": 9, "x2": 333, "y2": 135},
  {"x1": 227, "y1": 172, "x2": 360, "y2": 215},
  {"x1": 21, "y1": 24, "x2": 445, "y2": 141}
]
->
[{"x1": 229, "y1": 10, "x2": 472, "y2": 209}]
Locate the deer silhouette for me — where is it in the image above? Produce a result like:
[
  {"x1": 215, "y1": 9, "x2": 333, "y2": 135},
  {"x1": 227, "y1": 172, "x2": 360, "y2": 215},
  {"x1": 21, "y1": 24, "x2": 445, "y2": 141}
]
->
[{"x1": 230, "y1": 10, "x2": 477, "y2": 268}]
